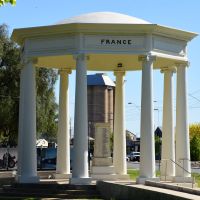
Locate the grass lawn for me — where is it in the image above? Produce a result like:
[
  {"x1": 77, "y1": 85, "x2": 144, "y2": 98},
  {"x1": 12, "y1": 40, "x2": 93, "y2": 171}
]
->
[
  {"x1": 128, "y1": 169, "x2": 200, "y2": 187},
  {"x1": 127, "y1": 169, "x2": 160, "y2": 180},
  {"x1": 192, "y1": 173, "x2": 200, "y2": 187},
  {"x1": 127, "y1": 169, "x2": 140, "y2": 180}
]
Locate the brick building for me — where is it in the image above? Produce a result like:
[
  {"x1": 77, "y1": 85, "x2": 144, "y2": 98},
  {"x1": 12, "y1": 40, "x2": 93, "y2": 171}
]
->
[{"x1": 87, "y1": 73, "x2": 115, "y2": 138}]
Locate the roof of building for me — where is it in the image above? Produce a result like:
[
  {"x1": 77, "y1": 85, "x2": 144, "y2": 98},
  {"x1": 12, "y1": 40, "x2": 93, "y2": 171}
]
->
[
  {"x1": 87, "y1": 73, "x2": 115, "y2": 87},
  {"x1": 36, "y1": 139, "x2": 48, "y2": 147},
  {"x1": 56, "y1": 12, "x2": 151, "y2": 25}
]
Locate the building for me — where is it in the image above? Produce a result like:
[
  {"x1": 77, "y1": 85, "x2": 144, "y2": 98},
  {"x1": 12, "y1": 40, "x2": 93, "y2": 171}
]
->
[
  {"x1": 126, "y1": 130, "x2": 140, "y2": 153},
  {"x1": 87, "y1": 73, "x2": 115, "y2": 138}
]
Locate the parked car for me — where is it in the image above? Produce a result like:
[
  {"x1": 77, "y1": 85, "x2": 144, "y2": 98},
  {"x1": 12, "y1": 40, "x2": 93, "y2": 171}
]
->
[
  {"x1": 37, "y1": 148, "x2": 57, "y2": 170},
  {"x1": 129, "y1": 152, "x2": 140, "y2": 162},
  {"x1": 37, "y1": 146, "x2": 74, "y2": 170}
]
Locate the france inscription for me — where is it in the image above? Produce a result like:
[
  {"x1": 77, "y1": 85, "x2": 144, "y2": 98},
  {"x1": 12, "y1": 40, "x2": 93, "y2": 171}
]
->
[{"x1": 100, "y1": 39, "x2": 133, "y2": 45}]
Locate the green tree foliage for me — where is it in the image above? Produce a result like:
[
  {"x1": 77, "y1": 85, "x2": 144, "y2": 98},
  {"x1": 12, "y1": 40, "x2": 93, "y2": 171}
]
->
[
  {"x1": 36, "y1": 68, "x2": 58, "y2": 141},
  {"x1": 190, "y1": 123, "x2": 200, "y2": 161},
  {"x1": 155, "y1": 135, "x2": 161, "y2": 160},
  {"x1": 0, "y1": 24, "x2": 20, "y2": 146},
  {"x1": 0, "y1": 24, "x2": 58, "y2": 146},
  {"x1": 189, "y1": 123, "x2": 200, "y2": 139},
  {"x1": 0, "y1": 0, "x2": 16, "y2": 6},
  {"x1": 190, "y1": 135, "x2": 200, "y2": 161}
]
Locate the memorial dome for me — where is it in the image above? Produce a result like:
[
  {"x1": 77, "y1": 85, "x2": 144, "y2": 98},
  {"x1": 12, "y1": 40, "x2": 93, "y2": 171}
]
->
[{"x1": 56, "y1": 12, "x2": 151, "y2": 25}]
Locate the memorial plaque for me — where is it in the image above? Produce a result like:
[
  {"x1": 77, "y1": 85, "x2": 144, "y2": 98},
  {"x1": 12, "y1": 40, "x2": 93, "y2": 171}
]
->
[
  {"x1": 94, "y1": 123, "x2": 111, "y2": 158},
  {"x1": 93, "y1": 123, "x2": 112, "y2": 166}
]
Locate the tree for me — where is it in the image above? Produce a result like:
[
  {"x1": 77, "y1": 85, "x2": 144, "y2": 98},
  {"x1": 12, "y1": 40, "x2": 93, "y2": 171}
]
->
[
  {"x1": 0, "y1": 0, "x2": 16, "y2": 6},
  {"x1": 155, "y1": 135, "x2": 162, "y2": 160},
  {"x1": 0, "y1": 24, "x2": 21, "y2": 146},
  {"x1": 189, "y1": 123, "x2": 200, "y2": 139},
  {"x1": 36, "y1": 68, "x2": 58, "y2": 141},
  {"x1": 189, "y1": 123, "x2": 200, "y2": 161},
  {"x1": 0, "y1": 24, "x2": 58, "y2": 146},
  {"x1": 190, "y1": 135, "x2": 200, "y2": 161}
]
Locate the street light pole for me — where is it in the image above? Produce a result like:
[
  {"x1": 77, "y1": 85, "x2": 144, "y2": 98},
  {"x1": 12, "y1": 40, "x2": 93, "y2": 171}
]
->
[{"x1": 154, "y1": 108, "x2": 159, "y2": 128}]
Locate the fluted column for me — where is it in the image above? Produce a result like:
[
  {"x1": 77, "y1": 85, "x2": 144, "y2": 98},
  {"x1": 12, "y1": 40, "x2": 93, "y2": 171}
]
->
[
  {"x1": 113, "y1": 70, "x2": 127, "y2": 175},
  {"x1": 175, "y1": 63, "x2": 191, "y2": 182},
  {"x1": 160, "y1": 67, "x2": 176, "y2": 180},
  {"x1": 56, "y1": 69, "x2": 72, "y2": 178},
  {"x1": 17, "y1": 59, "x2": 39, "y2": 183},
  {"x1": 70, "y1": 54, "x2": 91, "y2": 185},
  {"x1": 137, "y1": 55, "x2": 157, "y2": 184}
]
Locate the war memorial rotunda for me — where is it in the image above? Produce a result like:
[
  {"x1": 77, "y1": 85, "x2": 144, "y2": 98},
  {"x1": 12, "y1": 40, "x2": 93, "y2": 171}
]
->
[{"x1": 11, "y1": 12, "x2": 197, "y2": 184}]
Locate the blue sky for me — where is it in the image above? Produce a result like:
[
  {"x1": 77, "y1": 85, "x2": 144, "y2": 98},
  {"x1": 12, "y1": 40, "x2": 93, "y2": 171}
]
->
[{"x1": 1, "y1": 0, "x2": 200, "y2": 136}]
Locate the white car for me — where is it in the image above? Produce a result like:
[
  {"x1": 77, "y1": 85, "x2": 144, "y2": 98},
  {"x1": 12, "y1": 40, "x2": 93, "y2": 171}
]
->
[{"x1": 129, "y1": 152, "x2": 140, "y2": 162}]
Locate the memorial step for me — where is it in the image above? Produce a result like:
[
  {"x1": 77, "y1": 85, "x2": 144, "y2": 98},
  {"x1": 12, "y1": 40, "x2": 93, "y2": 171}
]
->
[{"x1": 1, "y1": 183, "x2": 102, "y2": 199}]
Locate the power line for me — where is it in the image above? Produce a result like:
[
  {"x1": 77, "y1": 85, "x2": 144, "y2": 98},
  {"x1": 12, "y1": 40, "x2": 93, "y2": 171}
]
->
[
  {"x1": 188, "y1": 93, "x2": 200, "y2": 104},
  {"x1": 190, "y1": 89, "x2": 200, "y2": 95}
]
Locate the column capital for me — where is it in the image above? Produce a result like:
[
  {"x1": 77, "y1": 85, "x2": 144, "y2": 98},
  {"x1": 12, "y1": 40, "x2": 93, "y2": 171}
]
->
[
  {"x1": 59, "y1": 68, "x2": 72, "y2": 75},
  {"x1": 20, "y1": 57, "x2": 38, "y2": 69},
  {"x1": 114, "y1": 70, "x2": 126, "y2": 77},
  {"x1": 73, "y1": 54, "x2": 89, "y2": 61},
  {"x1": 175, "y1": 61, "x2": 189, "y2": 68},
  {"x1": 161, "y1": 67, "x2": 176, "y2": 74},
  {"x1": 138, "y1": 55, "x2": 156, "y2": 62}
]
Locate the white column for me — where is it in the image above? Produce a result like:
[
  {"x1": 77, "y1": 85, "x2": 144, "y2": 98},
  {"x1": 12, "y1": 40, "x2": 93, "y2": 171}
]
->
[
  {"x1": 137, "y1": 55, "x2": 157, "y2": 184},
  {"x1": 160, "y1": 67, "x2": 175, "y2": 180},
  {"x1": 17, "y1": 59, "x2": 39, "y2": 183},
  {"x1": 113, "y1": 70, "x2": 128, "y2": 177},
  {"x1": 56, "y1": 69, "x2": 72, "y2": 178},
  {"x1": 175, "y1": 63, "x2": 191, "y2": 181},
  {"x1": 70, "y1": 54, "x2": 91, "y2": 185}
]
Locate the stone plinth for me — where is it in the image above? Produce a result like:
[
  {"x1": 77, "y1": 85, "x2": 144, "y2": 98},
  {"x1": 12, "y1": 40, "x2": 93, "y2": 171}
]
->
[{"x1": 91, "y1": 123, "x2": 116, "y2": 180}]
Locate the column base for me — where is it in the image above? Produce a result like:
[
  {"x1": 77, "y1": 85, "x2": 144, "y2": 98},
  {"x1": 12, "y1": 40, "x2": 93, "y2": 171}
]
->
[
  {"x1": 16, "y1": 175, "x2": 39, "y2": 183},
  {"x1": 136, "y1": 177, "x2": 160, "y2": 184},
  {"x1": 173, "y1": 176, "x2": 194, "y2": 183},
  {"x1": 55, "y1": 173, "x2": 72, "y2": 179},
  {"x1": 69, "y1": 177, "x2": 92, "y2": 185}
]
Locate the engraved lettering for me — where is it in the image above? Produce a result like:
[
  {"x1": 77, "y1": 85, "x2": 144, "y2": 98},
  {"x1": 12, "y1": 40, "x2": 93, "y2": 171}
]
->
[
  {"x1": 100, "y1": 39, "x2": 133, "y2": 46},
  {"x1": 111, "y1": 40, "x2": 116, "y2": 44},
  {"x1": 106, "y1": 40, "x2": 110, "y2": 44},
  {"x1": 101, "y1": 39, "x2": 105, "y2": 44}
]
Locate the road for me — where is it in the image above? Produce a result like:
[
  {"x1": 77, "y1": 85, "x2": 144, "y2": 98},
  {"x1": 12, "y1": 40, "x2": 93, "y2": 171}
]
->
[{"x1": 127, "y1": 161, "x2": 200, "y2": 173}]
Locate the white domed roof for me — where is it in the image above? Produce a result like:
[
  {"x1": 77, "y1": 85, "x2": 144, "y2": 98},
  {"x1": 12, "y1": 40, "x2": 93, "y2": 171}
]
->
[{"x1": 56, "y1": 12, "x2": 151, "y2": 25}]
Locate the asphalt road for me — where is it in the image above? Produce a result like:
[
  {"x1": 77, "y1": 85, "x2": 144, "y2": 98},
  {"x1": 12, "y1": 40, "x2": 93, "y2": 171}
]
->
[
  {"x1": 127, "y1": 161, "x2": 200, "y2": 173},
  {"x1": 1, "y1": 148, "x2": 200, "y2": 174}
]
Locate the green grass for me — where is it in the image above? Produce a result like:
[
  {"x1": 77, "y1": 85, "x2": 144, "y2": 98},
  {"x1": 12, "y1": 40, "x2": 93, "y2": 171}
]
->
[
  {"x1": 127, "y1": 169, "x2": 139, "y2": 180},
  {"x1": 127, "y1": 169, "x2": 160, "y2": 180},
  {"x1": 192, "y1": 173, "x2": 200, "y2": 187}
]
